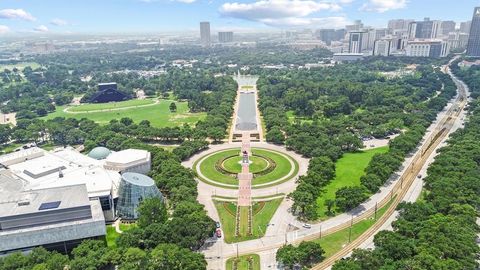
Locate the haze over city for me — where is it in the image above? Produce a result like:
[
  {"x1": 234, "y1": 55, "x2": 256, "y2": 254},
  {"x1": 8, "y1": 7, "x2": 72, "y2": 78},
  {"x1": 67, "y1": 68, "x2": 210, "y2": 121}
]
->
[
  {"x1": 0, "y1": 0, "x2": 478, "y2": 34},
  {"x1": 0, "y1": 1, "x2": 480, "y2": 270}
]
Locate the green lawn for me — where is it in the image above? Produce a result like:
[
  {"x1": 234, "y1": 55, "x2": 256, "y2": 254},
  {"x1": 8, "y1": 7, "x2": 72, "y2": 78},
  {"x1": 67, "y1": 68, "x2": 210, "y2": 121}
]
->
[
  {"x1": 238, "y1": 206, "x2": 250, "y2": 237},
  {"x1": 105, "y1": 223, "x2": 137, "y2": 248},
  {"x1": 215, "y1": 198, "x2": 283, "y2": 243},
  {"x1": 0, "y1": 62, "x2": 40, "y2": 71},
  {"x1": 226, "y1": 254, "x2": 260, "y2": 270},
  {"x1": 313, "y1": 197, "x2": 394, "y2": 257},
  {"x1": 223, "y1": 155, "x2": 268, "y2": 174},
  {"x1": 68, "y1": 99, "x2": 155, "y2": 112},
  {"x1": 197, "y1": 148, "x2": 296, "y2": 187},
  {"x1": 286, "y1": 110, "x2": 314, "y2": 125},
  {"x1": 316, "y1": 146, "x2": 389, "y2": 219},
  {"x1": 252, "y1": 149, "x2": 296, "y2": 185},
  {"x1": 42, "y1": 99, "x2": 205, "y2": 128}
]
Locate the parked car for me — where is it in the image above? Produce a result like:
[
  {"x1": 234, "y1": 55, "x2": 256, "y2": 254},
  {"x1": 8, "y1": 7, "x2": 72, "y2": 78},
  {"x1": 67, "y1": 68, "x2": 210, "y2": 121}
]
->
[
  {"x1": 216, "y1": 229, "x2": 222, "y2": 238},
  {"x1": 302, "y1": 223, "x2": 312, "y2": 229},
  {"x1": 215, "y1": 222, "x2": 221, "y2": 228}
]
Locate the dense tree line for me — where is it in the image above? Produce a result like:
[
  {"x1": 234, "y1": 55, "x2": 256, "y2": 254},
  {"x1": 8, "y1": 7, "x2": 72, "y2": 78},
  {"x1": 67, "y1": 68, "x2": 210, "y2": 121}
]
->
[
  {"x1": 276, "y1": 241, "x2": 325, "y2": 269},
  {"x1": 0, "y1": 116, "x2": 216, "y2": 269},
  {"x1": 269, "y1": 59, "x2": 457, "y2": 220},
  {"x1": 332, "y1": 62, "x2": 480, "y2": 269}
]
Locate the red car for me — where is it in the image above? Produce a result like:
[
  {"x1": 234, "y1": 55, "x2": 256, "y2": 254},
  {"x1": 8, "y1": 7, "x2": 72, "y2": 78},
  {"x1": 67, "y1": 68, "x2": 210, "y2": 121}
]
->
[{"x1": 216, "y1": 229, "x2": 222, "y2": 238}]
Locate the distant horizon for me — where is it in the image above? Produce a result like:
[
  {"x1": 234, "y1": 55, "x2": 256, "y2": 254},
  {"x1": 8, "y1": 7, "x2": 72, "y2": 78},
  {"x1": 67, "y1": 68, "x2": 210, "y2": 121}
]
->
[{"x1": 0, "y1": 0, "x2": 478, "y2": 37}]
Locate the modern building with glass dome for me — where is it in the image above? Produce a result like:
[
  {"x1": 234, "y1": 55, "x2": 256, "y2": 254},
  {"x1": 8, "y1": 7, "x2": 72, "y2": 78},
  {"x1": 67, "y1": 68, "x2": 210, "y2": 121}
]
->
[{"x1": 116, "y1": 172, "x2": 163, "y2": 219}]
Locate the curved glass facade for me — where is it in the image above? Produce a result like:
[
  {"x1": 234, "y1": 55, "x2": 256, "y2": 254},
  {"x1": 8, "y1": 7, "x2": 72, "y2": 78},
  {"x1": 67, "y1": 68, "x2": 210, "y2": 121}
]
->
[{"x1": 116, "y1": 172, "x2": 163, "y2": 219}]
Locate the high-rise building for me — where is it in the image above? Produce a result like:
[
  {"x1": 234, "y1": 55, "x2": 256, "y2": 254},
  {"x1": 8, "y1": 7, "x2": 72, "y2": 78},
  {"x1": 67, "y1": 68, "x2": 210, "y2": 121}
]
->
[
  {"x1": 448, "y1": 31, "x2": 470, "y2": 50},
  {"x1": 373, "y1": 39, "x2": 392, "y2": 56},
  {"x1": 388, "y1": 19, "x2": 413, "y2": 32},
  {"x1": 466, "y1": 7, "x2": 480, "y2": 57},
  {"x1": 406, "y1": 40, "x2": 450, "y2": 58},
  {"x1": 440, "y1": 21, "x2": 457, "y2": 36},
  {"x1": 349, "y1": 31, "x2": 366, "y2": 53},
  {"x1": 316, "y1": 29, "x2": 336, "y2": 45},
  {"x1": 460, "y1": 21, "x2": 472, "y2": 33},
  {"x1": 346, "y1": 20, "x2": 363, "y2": 32},
  {"x1": 200, "y1": 21, "x2": 211, "y2": 46},
  {"x1": 408, "y1": 18, "x2": 441, "y2": 39},
  {"x1": 218, "y1": 31, "x2": 234, "y2": 43}
]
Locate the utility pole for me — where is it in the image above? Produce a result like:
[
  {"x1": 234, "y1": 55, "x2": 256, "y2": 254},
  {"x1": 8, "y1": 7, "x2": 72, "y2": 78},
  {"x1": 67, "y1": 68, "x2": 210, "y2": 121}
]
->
[
  {"x1": 348, "y1": 215, "x2": 353, "y2": 243},
  {"x1": 236, "y1": 243, "x2": 239, "y2": 259},
  {"x1": 374, "y1": 202, "x2": 378, "y2": 220},
  {"x1": 319, "y1": 224, "x2": 322, "y2": 239}
]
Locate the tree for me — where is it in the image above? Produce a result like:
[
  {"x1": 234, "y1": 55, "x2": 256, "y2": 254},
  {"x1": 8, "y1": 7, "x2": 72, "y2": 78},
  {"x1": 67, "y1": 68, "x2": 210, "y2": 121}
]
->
[
  {"x1": 137, "y1": 197, "x2": 167, "y2": 228},
  {"x1": 119, "y1": 247, "x2": 147, "y2": 270},
  {"x1": 325, "y1": 199, "x2": 335, "y2": 216},
  {"x1": 169, "y1": 102, "x2": 177, "y2": 112},
  {"x1": 148, "y1": 243, "x2": 207, "y2": 270},
  {"x1": 266, "y1": 126, "x2": 285, "y2": 144},
  {"x1": 297, "y1": 241, "x2": 325, "y2": 267},
  {"x1": 335, "y1": 186, "x2": 369, "y2": 212},
  {"x1": 276, "y1": 244, "x2": 299, "y2": 269}
]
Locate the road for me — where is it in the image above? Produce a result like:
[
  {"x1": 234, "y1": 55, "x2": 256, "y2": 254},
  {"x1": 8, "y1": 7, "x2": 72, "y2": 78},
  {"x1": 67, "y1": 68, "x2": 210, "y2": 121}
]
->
[
  {"x1": 311, "y1": 57, "x2": 470, "y2": 269},
  {"x1": 194, "y1": 61, "x2": 470, "y2": 269}
]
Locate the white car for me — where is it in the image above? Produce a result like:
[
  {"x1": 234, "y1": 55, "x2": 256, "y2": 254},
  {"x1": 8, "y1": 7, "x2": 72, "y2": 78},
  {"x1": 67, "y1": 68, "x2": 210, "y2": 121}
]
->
[{"x1": 303, "y1": 223, "x2": 312, "y2": 229}]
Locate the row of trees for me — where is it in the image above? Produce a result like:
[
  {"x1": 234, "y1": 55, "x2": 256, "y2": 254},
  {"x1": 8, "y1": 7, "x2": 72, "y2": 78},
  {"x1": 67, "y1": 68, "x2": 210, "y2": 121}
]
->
[
  {"x1": 0, "y1": 115, "x2": 217, "y2": 269},
  {"x1": 276, "y1": 241, "x2": 325, "y2": 269},
  {"x1": 270, "y1": 58, "x2": 456, "y2": 221},
  {"x1": 0, "y1": 241, "x2": 206, "y2": 270},
  {"x1": 332, "y1": 62, "x2": 480, "y2": 269}
]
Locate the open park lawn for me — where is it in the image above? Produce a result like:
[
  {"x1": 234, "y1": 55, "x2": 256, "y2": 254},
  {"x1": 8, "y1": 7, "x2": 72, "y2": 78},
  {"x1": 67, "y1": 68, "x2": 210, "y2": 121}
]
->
[
  {"x1": 313, "y1": 197, "x2": 393, "y2": 257},
  {"x1": 316, "y1": 146, "x2": 389, "y2": 219},
  {"x1": 214, "y1": 198, "x2": 283, "y2": 243},
  {"x1": 67, "y1": 99, "x2": 155, "y2": 112},
  {"x1": 43, "y1": 99, "x2": 205, "y2": 128},
  {"x1": 226, "y1": 254, "x2": 261, "y2": 270}
]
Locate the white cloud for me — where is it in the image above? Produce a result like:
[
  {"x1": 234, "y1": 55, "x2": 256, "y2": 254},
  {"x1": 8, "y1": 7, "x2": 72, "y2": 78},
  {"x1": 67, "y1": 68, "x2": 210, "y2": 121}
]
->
[
  {"x1": 0, "y1": 9, "x2": 35, "y2": 21},
  {"x1": 361, "y1": 0, "x2": 407, "y2": 13},
  {"x1": 33, "y1": 25, "x2": 49, "y2": 32},
  {"x1": 220, "y1": 0, "x2": 349, "y2": 28},
  {"x1": 50, "y1": 18, "x2": 68, "y2": 26},
  {"x1": 221, "y1": 0, "x2": 341, "y2": 20},
  {"x1": 0, "y1": 25, "x2": 10, "y2": 34}
]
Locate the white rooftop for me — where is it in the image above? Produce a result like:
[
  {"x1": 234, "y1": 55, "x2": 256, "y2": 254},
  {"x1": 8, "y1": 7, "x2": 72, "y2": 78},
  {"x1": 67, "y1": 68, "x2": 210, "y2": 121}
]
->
[
  {"x1": 3, "y1": 147, "x2": 121, "y2": 198},
  {"x1": 105, "y1": 149, "x2": 150, "y2": 165}
]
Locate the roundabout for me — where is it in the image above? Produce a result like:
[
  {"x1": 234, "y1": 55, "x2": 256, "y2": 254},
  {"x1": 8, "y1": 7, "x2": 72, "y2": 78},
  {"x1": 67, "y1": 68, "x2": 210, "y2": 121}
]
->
[{"x1": 193, "y1": 147, "x2": 299, "y2": 188}]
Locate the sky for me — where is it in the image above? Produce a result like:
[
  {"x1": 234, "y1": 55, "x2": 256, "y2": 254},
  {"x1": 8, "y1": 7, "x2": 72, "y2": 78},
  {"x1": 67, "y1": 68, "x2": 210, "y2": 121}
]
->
[{"x1": 0, "y1": 0, "x2": 478, "y2": 35}]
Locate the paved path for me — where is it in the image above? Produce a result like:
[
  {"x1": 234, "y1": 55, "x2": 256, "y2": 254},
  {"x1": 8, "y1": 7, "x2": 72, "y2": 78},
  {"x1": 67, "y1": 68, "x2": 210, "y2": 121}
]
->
[
  {"x1": 63, "y1": 98, "x2": 160, "y2": 114},
  {"x1": 195, "y1": 60, "x2": 471, "y2": 270}
]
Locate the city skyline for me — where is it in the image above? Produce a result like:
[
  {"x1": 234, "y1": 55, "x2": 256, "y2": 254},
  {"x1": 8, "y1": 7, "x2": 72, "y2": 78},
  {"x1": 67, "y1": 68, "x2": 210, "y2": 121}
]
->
[{"x1": 0, "y1": 0, "x2": 478, "y2": 35}]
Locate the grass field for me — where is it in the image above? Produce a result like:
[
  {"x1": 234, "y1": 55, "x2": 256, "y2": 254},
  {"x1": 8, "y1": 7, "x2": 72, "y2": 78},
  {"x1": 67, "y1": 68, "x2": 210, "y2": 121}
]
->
[
  {"x1": 0, "y1": 62, "x2": 40, "y2": 71},
  {"x1": 105, "y1": 223, "x2": 137, "y2": 248},
  {"x1": 42, "y1": 99, "x2": 205, "y2": 128},
  {"x1": 223, "y1": 155, "x2": 269, "y2": 174},
  {"x1": 238, "y1": 206, "x2": 250, "y2": 237},
  {"x1": 215, "y1": 198, "x2": 283, "y2": 243},
  {"x1": 68, "y1": 99, "x2": 155, "y2": 112},
  {"x1": 226, "y1": 254, "x2": 260, "y2": 270},
  {"x1": 197, "y1": 148, "x2": 295, "y2": 187},
  {"x1": 313, "y1": 196, "x2": 394, "y2": 257},
  {"x1": 316, "y1": 146, "x2": 389, "y2": 219}
]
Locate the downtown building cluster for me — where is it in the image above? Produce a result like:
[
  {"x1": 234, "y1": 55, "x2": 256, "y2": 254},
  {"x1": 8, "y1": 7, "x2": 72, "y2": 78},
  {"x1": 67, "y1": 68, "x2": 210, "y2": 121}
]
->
[{"x1": 286, "y1": 7, "x2": 480, "y2": 59}]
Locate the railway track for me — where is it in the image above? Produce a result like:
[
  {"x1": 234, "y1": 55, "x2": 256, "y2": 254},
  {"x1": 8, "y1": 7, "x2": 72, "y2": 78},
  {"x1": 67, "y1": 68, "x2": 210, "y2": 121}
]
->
[
  {"x1": 210, "y1": 61, "x2": 468, "y2": 268},
  {"x1": 311, "y1": 62, "x2": 468, "y2": 270}
]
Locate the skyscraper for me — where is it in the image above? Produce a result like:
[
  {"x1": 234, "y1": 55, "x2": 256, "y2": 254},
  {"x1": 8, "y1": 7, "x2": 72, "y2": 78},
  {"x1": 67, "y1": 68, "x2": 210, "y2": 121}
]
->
[
  {"x1": 349, "y1": 31, "x2": 366, "y2": 53},
  {"x1": 467, "y1": 7, "x2": 480, "y2": 57},
  {"x1": 200, "y1": 21, "x2": 211, "y2": 47},
  {"x1": 440, "y1": 21, "x2": 456, "y2": 36},
  {"x1": 218, "y1": 31, "x2": 233, "y2": 43}
]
